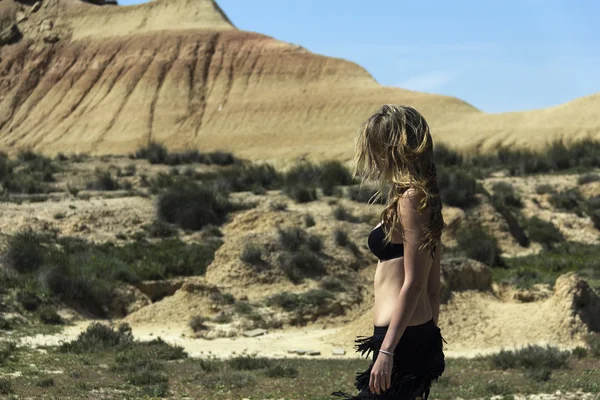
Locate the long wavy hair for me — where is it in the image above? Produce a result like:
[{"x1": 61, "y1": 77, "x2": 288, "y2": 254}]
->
[{"x1": 353, "y1": 104, "x2": 445, "y2": 255}]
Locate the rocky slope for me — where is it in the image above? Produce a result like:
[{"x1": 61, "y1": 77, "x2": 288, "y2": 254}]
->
[{"x1": 0, "y1": 0, "x2": 598, "y2": 163}]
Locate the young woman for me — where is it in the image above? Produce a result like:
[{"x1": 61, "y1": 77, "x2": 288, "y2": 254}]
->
[{"x1": 331, "y1": 104, "x2": 446, "y2": 400}]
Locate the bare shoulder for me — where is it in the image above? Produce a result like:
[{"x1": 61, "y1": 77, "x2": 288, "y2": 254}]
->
[{"x1": 397, "y1": 187, "x2": 427, "y2": 213}]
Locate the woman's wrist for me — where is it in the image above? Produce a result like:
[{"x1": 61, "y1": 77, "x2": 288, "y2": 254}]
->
[{"x1": 379, "y1": 349, "x2": 394, "y2": 356}]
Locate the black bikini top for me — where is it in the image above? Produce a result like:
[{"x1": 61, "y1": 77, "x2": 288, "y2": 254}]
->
[
  {"x1": 368, "y1": 224, "x2": 404, "y2": 261},
  {"x1": 368, "y1": 223, "x2": 437, "y2": 261}
]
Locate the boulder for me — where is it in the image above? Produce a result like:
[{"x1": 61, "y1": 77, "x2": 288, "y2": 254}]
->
[
  {"x1": 0, "y1": 1, "x2": 20, "y2": 46},
  {"x1": 440, "y1": 257, "x2": 493, "y2": 303},
  {"x1": 552, "y1": 272, "x2": 600, "y2": 335}
]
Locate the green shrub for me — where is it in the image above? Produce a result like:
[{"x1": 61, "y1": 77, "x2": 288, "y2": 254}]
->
[
  {"x1": 143, "y1": 220, "x2": 177, "y2": 238},
  {"x1": 109, "y1": 238, "x2": 222, "y2": 280},
  {"x1": 525, "y1": 366, "x2": 552, "y2": 382},
  {"x1": 251, "y1": 184, "x2": 267, "y2": 195},
  {"x1": 265, "y1": 289, "x2": 334, "y2": 312},
  {"x1": 241, "y1": 242, "x2": 263, "y2": 265},
  {"x1": 38, "y1": 305, "x2": 64, "y2": 325},
  {"x1": 157, "y1": 181, "x2": 233, "y2": 230},
  {"x1": 0, "y1": 378, "x2": 13, "y2": 395},
  {"x1": 535, "y1": 184, "x2": 556, "y2": 195},
  {"x1": 139, "y1": 381, "x2": 170, "y2": 397},
  {"x1": 0, "y1": 316, "x2": 12, "y2": 331},
  {"x1": 265, "y1": 364, "x2": 298, "y2": 378},
  {"x1": 283, "y1": 161, "x2": 320, "y2": 188},
  {"x1": 304, "y1": 214, "x2": 316, "y2": 227},
  {"x1": 209, "y1": 293, "x2": 234, "y2": 308},
  {"x1": 434, "y1": 143, "x2": 464, "y2": 167},
  {"x1": 306, "y1": 234, "x2": 323, "y2": 252},
  {"x1": 206, "y1": 151, "x2": 237, "y2": 166},
  {"x1": 228, "y1": 353, "x2": 273, "y2": 370},
  {"x1": 39, "y1": 261, "x2": 115, "y2": 317},
  {"x1": 233, "y1": 301, "x2": 254, "y2": 315},
  {"x1": 549, "y1": 188, "x2": 584, "y2": 214},
  {"x1": 522, "y1": 216, "x2": 564, "y2": 249},
  {"x1": 332, "y1": 205, "x2": 359, "y2": 222},
  {"x1": 127, "y1": 370, "x2": 169, "y2": 386},
  {"x1": 122, "y1": 164, "x2": 137, "y2": 177},
  {"x1": 59, "y1": 322, "x2": 133, "y2": 353},
  {"x1": 5, "y1": 234, "x2": 221, "y2": 316},
  {"x1": 202, "y1": 224, "x2": 223, "y2": 237},
  {"x1": 585, "y1": 196, "x2": 600, "y2": 230},
  {"x1": 490, "y1": 345, "x2": 570, "y2": 370},
  {"x1": 499, "y1": 242, "x2": 600, "y2": 288},
  {"x1": 277, "y1": 249, "x2": 325, "y2": 283},
  {"x1": 165, "y1": 150, "x2": 205, "y2": 166},
  {"x1": 4, "y1": 229, "x2": 50, "y2": 273},
  {"x1": 319, "y1": 160, "x2": 354, "y2": 195},
  {"x1": 196, "y1": 370, "x2": 256, "y2": 389},
  {"x1": 36, "y1": 377, "x2": 55, "y2": 387},
  {"x1": 456, "y1": 220, "x2": 504, "y2": 267},
  {"x1": 268, "y1": 200, "x2": 288, "y2": 211},
  {"x1": 212, "y1": 312, "x2": 233, "y2": 324},
  {"x1": 17, "y1": 289, "x2": 42, "y2": 311},
  {"x1": 0, "y1": 342, "x2": 16, "y2": 366},
  {"x1": 117, "y1": 337, "x2": 187, "y2": 364},
  {"x1": 491, "y1": 182, "x2": 522, "y2": 209},
  {"x1": 347, "y1": 185, "x2": 386, "y2": 204},
  {"x1": 86, "y1": 168, "x2": 120, "y2": 191},
  {"x1": 3, "y1": 173, "x2": 51, "y2": 194},
  {"x1": 333, "y1": 229, "x2": 350, "y2": 247},
  {"x1": 585, "y1": 333, "x2": 600, "y2": 357},
  {"x1": 277, "y1": 227, "x2": 307, "y2": 252},
  {"x1": 571, "y1": 346, "x2": 588, "y2": 359},
  {"x1": 135, "y1": 142, "x2": 168, "y2": 164},
  {"x1": 319, "y1": 276, "x2": 346, "y2": 292},
  {"x1": 333, "y1": 228, "x2": 360, "y2": 256},
  {"x1": 0, "y1": 152, "x2": 12, "y2": 180},
  {"x1": 438, "y1": 168, "x2": 479, "y2": 208},
  {"x1": 215, "y1": 164, "x2": 282, "y2": 192},
  {"x1": 578, "y1": 173, "x2": 600, "y2": 185},
  {"x1": 189, "y1": 315, "x2": 209, "y2": 332},
  {"x1": 283, "y1": 185, "x2": 317, "y2": 203}
]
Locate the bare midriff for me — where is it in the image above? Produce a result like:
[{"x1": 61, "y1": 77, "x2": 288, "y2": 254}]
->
[{"x1": 372, "y1": 255, "x2": 433, "y2": 327}]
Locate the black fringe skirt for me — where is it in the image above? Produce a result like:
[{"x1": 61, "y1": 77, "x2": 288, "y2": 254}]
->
[{"x1": 330, "y1": 318, "x2": 446, "y2": 400}]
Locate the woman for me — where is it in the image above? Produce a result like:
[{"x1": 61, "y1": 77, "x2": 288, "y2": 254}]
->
[{"x1": 330, "y1": 104, "x2": 446, "y2": 400}]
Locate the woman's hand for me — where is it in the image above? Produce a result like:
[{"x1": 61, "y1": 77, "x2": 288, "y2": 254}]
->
[{"x1": 369, "y1": 352, "x2": 394, "y2": 395}]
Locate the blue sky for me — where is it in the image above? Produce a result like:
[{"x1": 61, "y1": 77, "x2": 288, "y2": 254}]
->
[{"x1": 121, "y1": 0, "x2": 599, "y2": 113}]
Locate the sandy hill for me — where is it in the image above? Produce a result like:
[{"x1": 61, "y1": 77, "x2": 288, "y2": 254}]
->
[{"x1": 0, "y1": 0, "x2": 598, "y2": 163}]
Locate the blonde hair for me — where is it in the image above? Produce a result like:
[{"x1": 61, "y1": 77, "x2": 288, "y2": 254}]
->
[{"x1": 353, "y1": 104, "x2": 445, "y2": 255}]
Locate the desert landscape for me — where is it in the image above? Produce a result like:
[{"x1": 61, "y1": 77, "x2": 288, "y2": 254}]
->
[{"x1": 1, "y1": 0, "x2": 600, "y2": 399}]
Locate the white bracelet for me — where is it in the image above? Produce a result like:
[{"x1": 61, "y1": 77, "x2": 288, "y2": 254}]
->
[{"x1": 379, "y1": 349, "x2": 394, "y2": 356}]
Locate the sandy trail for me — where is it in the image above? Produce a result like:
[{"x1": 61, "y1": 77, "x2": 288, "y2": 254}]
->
[{"x1": 15, "y1": 316, "x2": 583, "y2": 361}]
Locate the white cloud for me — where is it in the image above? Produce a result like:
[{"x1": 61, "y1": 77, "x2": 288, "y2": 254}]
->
[{"x1": 396, "y1": 71, "x2": 457, "y2": 92}]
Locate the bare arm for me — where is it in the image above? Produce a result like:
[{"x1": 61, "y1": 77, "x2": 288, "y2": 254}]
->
[
  {"x1": 379, "y1": 189, "x2": 431, "y2": 353},
  {"x1": 428, "y1": 243, "x2": 441, "y2": 326}
]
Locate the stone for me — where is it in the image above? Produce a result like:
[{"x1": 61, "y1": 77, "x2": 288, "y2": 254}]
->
[
  {"x1": 331, "y1": 348, "x2": 346, "y2": 355},
  {"x1": 306, "y1": 350, "x2": 321, "y2": 356},
  {"x1": 16, "y1": 11, "x2": 27, "y2": 23},
  {"x1": 31, "y1": 1, "x2": 42, "y2": 13},
  {"x1": 440, "y1": 257, "x2": 493, "y2": 303},
  {"x1": 0, "y1": 23, "x2": 19, "y2": 46},
  {"x1": 242, "y1": 328, "x2": 267, "y2": 337},
  {"x1": 39, "y1": 19, "x2": 53, "y2": 31}
]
